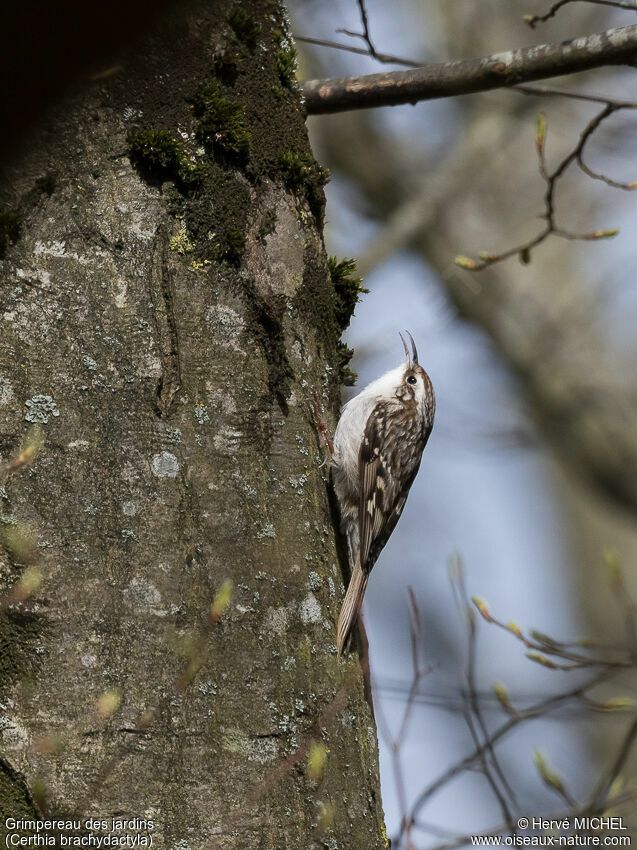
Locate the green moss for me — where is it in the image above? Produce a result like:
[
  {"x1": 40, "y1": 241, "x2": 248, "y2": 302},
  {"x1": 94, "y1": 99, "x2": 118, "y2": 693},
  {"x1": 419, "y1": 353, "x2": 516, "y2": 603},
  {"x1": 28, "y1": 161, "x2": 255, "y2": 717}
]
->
[
  {"x1": 328, "y1": 257, "x2": 368, "y2": 332},
  {"x1": 328, "y1": 257, "x2": 367, "y2": 385},
  {"x1": 127, "y1": 129, "x2": 203, "y2": 189},
  {"x1": 228, "y1": 7, "x2": 261, "y2": 48},
  {"x1": 220, "y1": 229, "x2": 245, "y2": 266},
  {"x1": 0, "y1": 210, "x2": 23, "y2": 259},
  {"x1": 187, "y1": 81, "x2": 250, "y2": 163},
  {"x1": 273, "y1": 28, "x2": 298, "y2": 87},
  {"x1": 277, "y1": 152, "x2": 329, "y2": 224},
  {"x1": 336, "y1": 342, "x2": 357, "y2": 386}
]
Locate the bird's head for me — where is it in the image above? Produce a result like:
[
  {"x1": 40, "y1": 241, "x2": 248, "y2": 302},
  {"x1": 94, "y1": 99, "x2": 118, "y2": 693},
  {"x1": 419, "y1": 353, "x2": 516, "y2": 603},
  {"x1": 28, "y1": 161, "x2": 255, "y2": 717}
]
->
[{"x1": 396, "y1": 331, "x2": 433, "y2": 410}]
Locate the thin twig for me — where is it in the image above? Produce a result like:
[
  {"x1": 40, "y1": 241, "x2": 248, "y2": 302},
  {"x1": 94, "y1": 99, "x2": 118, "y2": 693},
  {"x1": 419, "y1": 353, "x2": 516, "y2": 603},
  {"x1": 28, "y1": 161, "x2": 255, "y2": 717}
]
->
[
  {"x1": 587, "y1": 716, "x2": 637, "y2": 811},
  {"x1": 455, "y1": 571, "x2": 519, "y2": 827},
  {"x1": 396, "y1": 672, "x2": 610, "y2": 844},
  {"x1": 418, "y1": 788, "x2": 637, "y2": 850},
  {"x1": 525, "y1": 0, "x2": 637, "y2": 30},
  {"x1": 336, "y1": 0, "x2": 379, "y2": 59},
  {"x1": 457, "y1": 104, "x2": 632, "y2": 271},
  {"x1": 374, "y1": 590, "x2": 432, "y2": 849}
]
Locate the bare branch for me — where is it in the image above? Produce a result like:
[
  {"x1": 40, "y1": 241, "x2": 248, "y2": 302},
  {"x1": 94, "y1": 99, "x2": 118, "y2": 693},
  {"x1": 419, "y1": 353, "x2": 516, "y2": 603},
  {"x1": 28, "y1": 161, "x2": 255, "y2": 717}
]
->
[
  {"x1": 301, "y1": 24, "x2": 637, "y2": 115},
  {"x1": 296, "y1": 32, "x2": 637, "y2": 108},
  {"x1": 456, "y1": 104, "x2": 630, "y2": 271},
  {"x1": 419, "y1": 788, "x2": 637, "y2": 850},
  {"x1": 397, "y1": 672, "x2": 611, "y2": 844}
]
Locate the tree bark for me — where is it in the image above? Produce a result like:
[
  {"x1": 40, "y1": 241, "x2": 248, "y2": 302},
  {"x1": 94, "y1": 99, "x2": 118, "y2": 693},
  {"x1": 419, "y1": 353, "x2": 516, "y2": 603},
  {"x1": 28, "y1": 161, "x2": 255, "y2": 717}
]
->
[{"x1": 0, "y1": 2, "x2": 386, "y2": 848}]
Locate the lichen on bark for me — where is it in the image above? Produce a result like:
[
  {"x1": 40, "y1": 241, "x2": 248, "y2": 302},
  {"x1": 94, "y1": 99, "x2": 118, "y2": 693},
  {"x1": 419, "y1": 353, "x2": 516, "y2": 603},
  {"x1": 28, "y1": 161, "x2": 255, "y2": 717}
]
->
[{"x1": 0, "y1": 1, "x2": 384, "y2": 847}]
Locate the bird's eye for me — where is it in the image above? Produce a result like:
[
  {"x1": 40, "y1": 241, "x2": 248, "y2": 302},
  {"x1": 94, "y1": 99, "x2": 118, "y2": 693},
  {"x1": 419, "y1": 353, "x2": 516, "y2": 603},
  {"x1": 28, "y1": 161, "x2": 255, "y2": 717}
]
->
[{"x1": 407, "y1": 376, "x2": 417, "y2": 385}]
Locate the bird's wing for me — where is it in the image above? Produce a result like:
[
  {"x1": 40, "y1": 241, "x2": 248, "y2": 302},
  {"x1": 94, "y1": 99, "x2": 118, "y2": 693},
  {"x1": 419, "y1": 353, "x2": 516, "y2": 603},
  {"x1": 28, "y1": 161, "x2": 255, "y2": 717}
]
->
[{"x1": 358, "y1": 402, "x2": 412, "y2": 573}]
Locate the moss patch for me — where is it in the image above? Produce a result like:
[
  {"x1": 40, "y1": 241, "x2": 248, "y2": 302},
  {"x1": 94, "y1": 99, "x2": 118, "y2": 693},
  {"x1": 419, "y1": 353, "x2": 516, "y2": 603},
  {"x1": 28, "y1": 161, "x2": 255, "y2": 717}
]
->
[
  {"x1": 127, "y1": 129, "x2": 203, "y2": 189},
  {"x1": 186, "y1": 81, "x2": 250, "y2": 163},
  {"x1": 124, "y1": 2, "x2": 326, "y2": 276},
  {"x1": 277, "y1": 152, "x2": 329, "y2": 224},
  {"x1": 227, "y1": 7, "x2": 261, "y2": 48},
  {"x1": 273, "y1": 28, "x2": 298, "y2": 88},
  {"x1": 328, "y1": 257, "x2": 368, "y2": 332},
  {"x1": 219, "y1": 229, "x2": 246, "y2": 266},
  {"x1": 329, "y1": 257, "x2": 367, "y2": 386},
  {"x1": 294, "y1": 251, "x2": 367, "y2": 388}
]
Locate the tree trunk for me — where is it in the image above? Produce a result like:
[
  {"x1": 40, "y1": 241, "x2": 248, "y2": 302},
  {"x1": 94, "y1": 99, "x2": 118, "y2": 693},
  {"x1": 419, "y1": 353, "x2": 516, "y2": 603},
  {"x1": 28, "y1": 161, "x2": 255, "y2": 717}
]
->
[{"x1": 0, "y1": 2, "x2": 386, "y2": 847}]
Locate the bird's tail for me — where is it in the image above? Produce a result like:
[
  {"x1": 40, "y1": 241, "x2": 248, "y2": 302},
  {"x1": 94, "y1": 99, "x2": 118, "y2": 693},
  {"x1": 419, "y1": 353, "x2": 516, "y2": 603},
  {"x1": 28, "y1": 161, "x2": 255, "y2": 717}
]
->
[{"x1": 337, "y1": 556, "x2": 368, "y2": 659}]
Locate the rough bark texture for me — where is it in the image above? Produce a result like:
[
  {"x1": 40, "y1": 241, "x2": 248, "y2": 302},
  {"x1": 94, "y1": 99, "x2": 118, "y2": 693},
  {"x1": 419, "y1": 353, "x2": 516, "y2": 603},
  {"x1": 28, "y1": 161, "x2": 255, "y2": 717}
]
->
[{"x1": 0, "y1": 3, "x2": 386, "y2": 848}]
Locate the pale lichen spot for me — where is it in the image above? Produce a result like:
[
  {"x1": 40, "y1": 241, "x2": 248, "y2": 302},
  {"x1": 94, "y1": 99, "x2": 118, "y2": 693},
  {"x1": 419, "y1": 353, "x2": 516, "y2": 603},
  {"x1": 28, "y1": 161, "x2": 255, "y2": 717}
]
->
[
  {"x1": 206, "y1": 305, "x2": 245, "y2": 350},
  {"x1": 309, "y1": 571, "x2": 322, "y2": 590},
  {"x1": 0, "y1": 717, "x2": 30, "y2": 750},
  {"x1": 136, "y1": 354, "x2": 162, "y2": 378},
  {"x1": 213, "y1": 428, "x2": 242, "y2": 454},
  {"x1": 24, "y1": 394, "x2": 60, "y2": 424},
  {"x1": 221, "y1": 727, "x2": 277, "y2": 763},
  {"x1": 0, "y1": 375, "x2": 14, "y2": 407},
  {"x1": 125, "y1": 576, "x2": 165, "y2": 615},
  {"x1": 257, "y1": 523, "x2": 276, "y2": 539},
  {"x1": 194, "y1": 404, "x2": 210, "y2": 424},
  {"x1": 114, "y1": 279, "x2": 127, "y2": 308},
  {"x1": 81, "y1": 653, "x2": 97, "y2": 668},
  {"x1": 151, "y1": 451, "x2": 179, "y2": 478},
  {"x1": 300, "y1": 593, "x2": 321, "y2": 624},
  {"x1": 35, "y1": 240, "x2": 66, "y2": 257},
  {"x1": 122, "y1": 501, "x2": 137, "y2": 517},
  {"x1": 265, "y1": 605, "x2": 290, "y2": 635},
  {"x1": 586, "y1": 33, "x2": 602, "y2": 53},
  {"x1": 492, "y1": 50, "x2": 514, "y2": 67},
  {"x1": 206, "y1": 386, "x2": 237, "y2": 415}
]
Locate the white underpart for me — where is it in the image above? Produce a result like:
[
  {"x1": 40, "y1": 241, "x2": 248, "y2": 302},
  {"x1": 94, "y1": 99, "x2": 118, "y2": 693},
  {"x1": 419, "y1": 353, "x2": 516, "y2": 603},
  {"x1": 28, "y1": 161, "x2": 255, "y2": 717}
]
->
[
  {"x1": 333, "y1": 360, "x2": 430, "y2": 491},
  {"x1": 334, "y1": 364, "x2": 402, "y2": 489}
]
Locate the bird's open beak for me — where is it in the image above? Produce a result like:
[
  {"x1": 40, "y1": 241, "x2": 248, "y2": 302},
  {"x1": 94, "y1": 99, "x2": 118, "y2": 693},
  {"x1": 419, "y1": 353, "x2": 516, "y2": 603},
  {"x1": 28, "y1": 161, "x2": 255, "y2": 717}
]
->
[
  {"x1": 399, "y1": 332, "x2": 411, "y2": 369},
  {"x1": 405, "y1": 330, "x2": 418, "y2": 365}
]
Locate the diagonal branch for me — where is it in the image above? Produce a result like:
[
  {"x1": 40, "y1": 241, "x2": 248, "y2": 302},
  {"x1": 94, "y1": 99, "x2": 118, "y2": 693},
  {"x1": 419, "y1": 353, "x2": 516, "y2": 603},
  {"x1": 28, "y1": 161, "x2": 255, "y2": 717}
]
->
[{"x1": 301, "y1": 24, "x2": 637, "y2": 114}]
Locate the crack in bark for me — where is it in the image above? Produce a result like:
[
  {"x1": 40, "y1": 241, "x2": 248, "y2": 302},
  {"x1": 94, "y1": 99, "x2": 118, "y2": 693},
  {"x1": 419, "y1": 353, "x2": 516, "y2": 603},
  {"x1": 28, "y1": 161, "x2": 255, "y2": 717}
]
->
[{"x1": 149, "y1": 225, "x2": 181, "y2": 418}]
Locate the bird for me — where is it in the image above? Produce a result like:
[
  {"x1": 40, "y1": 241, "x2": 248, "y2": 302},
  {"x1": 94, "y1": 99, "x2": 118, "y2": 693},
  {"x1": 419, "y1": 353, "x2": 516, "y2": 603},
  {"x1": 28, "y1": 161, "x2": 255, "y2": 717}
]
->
[{"x1": 331, "y1": 331, "x2": 435, "y2": 657}]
